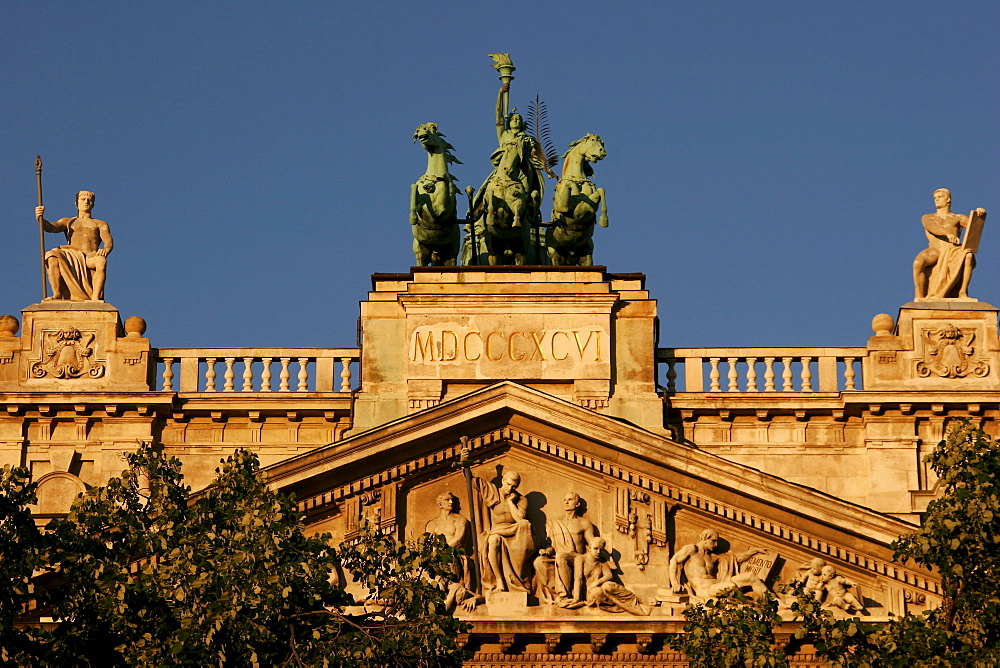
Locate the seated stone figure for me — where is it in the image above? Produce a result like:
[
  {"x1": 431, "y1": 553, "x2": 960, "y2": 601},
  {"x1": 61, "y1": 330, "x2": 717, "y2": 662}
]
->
[
  {"x1": 913, "y1": 188, "x2": 986, "y2": 300},
  {"x1": 798, "y1": 558, "x2": 828, "y2": 601},
  {"x1": 425, "y1": 491, "x2": 479, "y2": 612},
  {"x1": 473, "y1": 470, "x2": 535, "y2": 593},
  {"x1": 668, "y1": 528, "x2": 770, "y2": 601},
  {"x1": 580, "y1": 537, "x2": 650, "y2": 615},
  {"x1": 36, "y1": 191, "x2": 113, "y2": 301},
  {"x1": 533, "y1": 492, "x2": 597, "y2": 607}
]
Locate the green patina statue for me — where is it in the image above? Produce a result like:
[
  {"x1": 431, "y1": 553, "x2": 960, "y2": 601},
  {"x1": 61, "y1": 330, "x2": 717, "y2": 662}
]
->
[
  {"x1": 417, "y1": 53, "x2": 610, "y2": 267},
  {"x1": 464, "y1": 54, "x2": 548, "y2": 266},
  {"x1": 410, "y1": 122, "x2": 462, "y2": 266},
  {"x1": 545, "y1": 134, "x2": 609, "y2": 266}
]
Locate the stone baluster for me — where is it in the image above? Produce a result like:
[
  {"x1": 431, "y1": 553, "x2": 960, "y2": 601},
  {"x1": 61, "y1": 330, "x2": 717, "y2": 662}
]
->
[
  {"x1": 223, "y1": 358, "x2": 236, "y2": 392},
  {"x1": 205, "y1": 357, "x2": 217, "y2": 392},
  {"x1": 162, "y1": 357, "x2": 174, "y2": 392},
  {"x1": 242, "y1": 357, "x2": 254, "y2": 391},
  {"x1": 261, "y1": 358, "x2": 273, "y2": 392},
  {"x1": 340, "y1": 358, "x2": 353, "y2": 392},
  {"x1": 763, "y1": 357, "x2": 776, "y2": 391},
  {"x1": 801, "y1": 356, "x2": 813, "y2": 392},
  {"x1": 843, "y1": 357, "x2": 857, "y2": 390},
  {"x1": 279, "y1": 358, "x2": 291, "y2": 392},
  {"x1": 745, "y1": 357, "x2": 758, "y2": 391},
  {"x1": 709, "y1": 358, "x2": 721, "y2": 392},
  {"x1": 781, "y1": 357, "x2": 794, "y2": 391},
  {"x1": 665, "y1": 359, "x2": 677, "y2": 392},
  {"x1": 727, "y1": 357, "x2": 739, "y2": 392},
  {"x1": 297, "y1": 358, "x2": 310, "y2": 392}
]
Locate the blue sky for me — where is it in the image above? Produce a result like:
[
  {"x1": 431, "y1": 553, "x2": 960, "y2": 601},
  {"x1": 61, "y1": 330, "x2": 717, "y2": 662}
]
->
[{"x1": 3, "y1": 2, "x2": 998, "y2": 349}]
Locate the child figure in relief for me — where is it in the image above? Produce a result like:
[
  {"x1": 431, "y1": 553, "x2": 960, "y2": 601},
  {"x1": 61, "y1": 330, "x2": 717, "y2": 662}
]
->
[
  {"x1": 801, "y1": 558, "x2": 827, "y2": 601},
  {"x1": 819, "y1": 565, "x2": 865, "y2": 613}
]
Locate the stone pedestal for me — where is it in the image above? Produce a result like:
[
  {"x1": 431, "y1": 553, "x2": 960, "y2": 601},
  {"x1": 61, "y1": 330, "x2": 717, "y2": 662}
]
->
[
  {"x1": 486, "y1": 591, "x2": 529, "y2": 616},
  {"x1": 0, "y1": 302, "x2": 153, "y2": 392},
  {"x1": 351, "y1": 267, "x2": 663, "y2": 432},
  {"x1": 863, "y1": 300, "x2": 1000, "y2": 391}
]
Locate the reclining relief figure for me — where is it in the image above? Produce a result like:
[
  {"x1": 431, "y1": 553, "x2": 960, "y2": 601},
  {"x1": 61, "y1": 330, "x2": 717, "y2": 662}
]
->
[{"x1": 668, "y1": 529, "x2": 770, "y2": 602}]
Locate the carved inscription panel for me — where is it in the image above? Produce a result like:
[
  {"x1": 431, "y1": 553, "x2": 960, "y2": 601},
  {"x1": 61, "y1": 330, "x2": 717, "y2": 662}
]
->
[{"x1": 406, "y1": 315, "x2": 611, "y2": 381}]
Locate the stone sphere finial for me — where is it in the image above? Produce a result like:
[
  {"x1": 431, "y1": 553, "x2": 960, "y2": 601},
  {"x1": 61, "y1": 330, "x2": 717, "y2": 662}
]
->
[
  {"x1": 0, "y1": 315, "x2": 19, "y2": 338},
  {"x1": 124, "y1": 316, "x2": 147, "y2": 338},
  {"x1": 871, "y1": 313, "x2": 895, "y2": 337}
]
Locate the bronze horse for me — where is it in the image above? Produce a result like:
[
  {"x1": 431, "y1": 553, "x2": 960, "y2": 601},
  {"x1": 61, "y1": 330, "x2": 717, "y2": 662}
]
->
[
  {"x1": 546, "y1": 134, "x2": 608, "y2": 266},
  {"x1": 410, "y1": 123, "x2": 462, "y2": 266}
]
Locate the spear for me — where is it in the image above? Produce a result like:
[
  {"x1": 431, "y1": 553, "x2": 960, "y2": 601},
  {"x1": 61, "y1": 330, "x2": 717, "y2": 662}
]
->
[
  {"x1": 35, "y1": 156, "x2": 47, "y2": 300},
  {"x1": 458, "y1": 436, "x2": 483, "y2": 596}
]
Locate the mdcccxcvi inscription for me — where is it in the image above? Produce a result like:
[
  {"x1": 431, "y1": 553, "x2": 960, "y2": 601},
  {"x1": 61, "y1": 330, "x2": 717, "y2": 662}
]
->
[{"x1": 410, "y1": 327, "x2": 605, "y2": 364}]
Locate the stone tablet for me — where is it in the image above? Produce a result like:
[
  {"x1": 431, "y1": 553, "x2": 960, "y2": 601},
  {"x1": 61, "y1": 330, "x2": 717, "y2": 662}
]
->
[{"x1": 963, "y1": 209, "x2": 986, "y2": 253}]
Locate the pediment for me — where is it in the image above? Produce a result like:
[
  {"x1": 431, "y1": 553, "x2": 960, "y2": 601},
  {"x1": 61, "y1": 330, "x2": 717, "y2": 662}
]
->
[{"x1": 265, "y1": 381, "x2": 940, "y2": 619}]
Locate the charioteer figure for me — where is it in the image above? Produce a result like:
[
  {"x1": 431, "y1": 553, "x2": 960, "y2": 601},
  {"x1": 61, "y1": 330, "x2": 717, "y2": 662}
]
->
[{"x1": 465, "y1": 54, "x2": 547, "y2": 266}]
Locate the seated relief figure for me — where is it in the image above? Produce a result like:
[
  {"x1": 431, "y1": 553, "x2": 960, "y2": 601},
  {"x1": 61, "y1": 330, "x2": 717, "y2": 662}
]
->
[
  {"x1": 425, "y1": 492, "x2": 480, "y2": 612},
  {"x1": 472, "y1": 470, "x2": 536, "y2": 594},
  {"x1": 798, "y1": 558, "x2": 828, "y2": 601},
  {"x1": 668, "y1": 529, "x2": 770, "y2": 601},
  {"x1": 35, "y1": 191, "x2": 113, "y2": 301},
  {"x1": 913, "y1": 188, "x2": 987, "y2": 300},
  {"x1": 818, "y1": 565, "x2": 865, "y2": 613},
  {"x1": 534, "y1": 492, "x2": 598, "y2": 607},
  {"x1": 580, "y1": 537, "x2": 650, "y2": 615}
]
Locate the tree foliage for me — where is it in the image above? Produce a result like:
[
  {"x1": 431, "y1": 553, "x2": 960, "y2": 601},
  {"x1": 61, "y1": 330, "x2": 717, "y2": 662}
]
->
[
  {"x1": 0, "y1": 444, "x2": 470, "y2": 667},
  {"x1": 667, "y1": 589, "x2": 789, "y2": 668},
  {"x1": 787, "y1": 420, "x2": 1000, "y2": 667},
  {"x1": 0, "y1": 465, "x2": 47, "y2": 664},
  {"x1": 893, "y1": 420, "x2": 1000, "y2": 643}
]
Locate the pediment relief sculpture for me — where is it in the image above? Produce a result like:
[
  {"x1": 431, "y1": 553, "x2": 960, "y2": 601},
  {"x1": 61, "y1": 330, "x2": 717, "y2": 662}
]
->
[
  {"x1": 418, "y1": 470, "x2": 655, "y2": 616},
  {"x1": 534, "y1": 491, "x2": 598, "y2": 608},
  {"x1": 284, "y1": 411, "x2": 930, "y2": 620},
  {"x1": 668, "y1": 528, "x2": 773, "y2": 603},
  {"x1": 790, "y1": 558, "x2": 867, "y2": 615},
  {"x1": 425, "y1": 492, "x2": 480, "y2": 612},
  {"x1": 577, "y1": 536, "x2": 650, "y2": 615},
  {"x1": 472, "y1": 469, "x2": 536, "y2": 594},
  {"x1": 916, "y1": 323, "x2": 989, "y2": 379},
  {"x1": 529, "y1": 490, "x2": 649, "y2": 615}
]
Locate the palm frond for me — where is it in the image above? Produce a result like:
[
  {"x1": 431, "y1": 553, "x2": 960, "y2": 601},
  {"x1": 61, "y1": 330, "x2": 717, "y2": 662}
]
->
[{"x1": 527, "y1": 95, "x2": 559, "y2": 176}]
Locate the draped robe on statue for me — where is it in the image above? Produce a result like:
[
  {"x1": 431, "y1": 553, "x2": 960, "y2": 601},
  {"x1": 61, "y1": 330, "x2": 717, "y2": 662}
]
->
[
  {"x1": 927, "y1": 242, "x2": 974, "y2": 299},
  {"x1": 45, "y1": 244, "x2": 100, "y2": 301},
  {"x1": 472, "y1": 477, "x2": 535, "y2": 593}
]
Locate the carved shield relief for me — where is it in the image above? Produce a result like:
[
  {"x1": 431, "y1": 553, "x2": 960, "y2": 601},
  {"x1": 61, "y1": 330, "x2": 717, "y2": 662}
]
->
[
  {"x1": 916, "y1": 323, "x2": 989, "y2": 379},
  {"x1": 29, "y1": 327, "x2": 106, "y2": 380}
]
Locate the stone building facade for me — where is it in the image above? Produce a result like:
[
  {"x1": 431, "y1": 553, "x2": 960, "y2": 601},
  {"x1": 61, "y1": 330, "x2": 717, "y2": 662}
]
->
[{"x1": 3, "y1": 264, "x2": 994, "y2": 665}]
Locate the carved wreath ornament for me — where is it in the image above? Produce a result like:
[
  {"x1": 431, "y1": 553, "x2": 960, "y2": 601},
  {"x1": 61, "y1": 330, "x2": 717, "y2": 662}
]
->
[
  {"x1": 916, "y1": 324, "x2": 989, "y2": 379},
  {"x1": 30, "y1": 328, "x2": 105, "y2": 379}
]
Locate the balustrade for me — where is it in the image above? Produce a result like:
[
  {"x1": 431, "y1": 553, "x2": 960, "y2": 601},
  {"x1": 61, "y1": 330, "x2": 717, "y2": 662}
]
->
[
  {"x1": 658, "y1": 348, "x2": 864, "y2": 393},
  {"x1": 155, "y1": 348, "x2": 358, "y2": 393}
]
